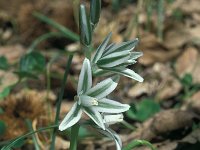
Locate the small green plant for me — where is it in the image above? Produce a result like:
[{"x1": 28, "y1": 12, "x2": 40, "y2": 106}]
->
[
  {"x1": 1, "y1": 1, "x2": 156, "y2": 150},
  {"x1": 127, "y1": 98, "x2": 160, "y2": 122},
  {"x1": 178, "y1": 74, "x2": 200, "y2": 101}
]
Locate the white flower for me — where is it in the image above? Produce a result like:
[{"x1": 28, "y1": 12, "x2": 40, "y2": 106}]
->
[
  {"x1": 103, "y1": 113, "x2": 124, "y2": 125},
  {"x1": 59, "y1": 58, "x2": 130, "y2": 131},
  {"x1": 92, "y1": 33, "x2": 144, "y2": 82},
  {"x1": 97, "y1": 113, "x2": 124, "y2": 150}
]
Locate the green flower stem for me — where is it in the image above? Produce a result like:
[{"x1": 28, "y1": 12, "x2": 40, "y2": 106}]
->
[
  {"x1": 50, "y1": 54, "x2": 74, "y2": 150},
  {"x1": 83, "y1": 44, "x2": 92, "y2": 60},
  {"x1": 121, "y1": 121, "x2": 135, "y2": 131},
  {"x1": 122, "y1": 140, "x2": 156, "y2": 150},
  {"x1": 69, "y1": 123, "x2": 80, "y2": 150},
  {"x1": 2, "y1": 125, "x2": 58, "y2": 150},
  {"x1": 46, "y1": 53, "x2": 60, "y2": 121}
]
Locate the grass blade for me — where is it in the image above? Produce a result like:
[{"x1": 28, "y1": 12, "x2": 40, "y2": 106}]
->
[{"x1": 33, "y1": 12, "x2": 79, "y2": 41}]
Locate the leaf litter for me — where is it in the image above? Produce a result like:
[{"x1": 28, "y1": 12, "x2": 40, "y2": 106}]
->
[{"x1": 1, "y1": 0, "x2": 200, "y2": 150}]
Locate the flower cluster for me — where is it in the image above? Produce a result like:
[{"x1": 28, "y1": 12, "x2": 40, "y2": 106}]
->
[
  {"x1": 59, "y1": 4, "x2": 143, "y2": 149},
  {"x1": 92, "y1": 33, "x2": 143, "y2": 82}
]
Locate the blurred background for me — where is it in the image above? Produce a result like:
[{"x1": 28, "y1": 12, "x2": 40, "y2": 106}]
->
[{"x1": 0, "y1": 0, "x2": 200, "y2": 149}]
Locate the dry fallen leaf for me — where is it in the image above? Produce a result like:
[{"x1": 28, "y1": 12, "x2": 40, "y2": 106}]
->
[
  {"x1": 175, "y1": 46, "x2": 200, "y2": 83},
  {"x1": 186, "y1": 91, "x2": 200, "y2": 115},
  {"x1": 124, "y1": 109, "x2": 196, "y2": 144},
  {"x1": 138, "y1": 33, "x2": 180, "y2": 66},
  {"x1": 0, "y1": 45, "x2": 25, "y2": 64},
  {"x1": 55, "y1": 136, "x2": 70, "y2": 150},
  {"x1": 128, "y1": 63, "x2": 181, "y2": 101},
  {"x1": 0, "y1": 70, "x2": 18, "y2": 92},
  {"x1": 0, "y1": 89, "x2": 51, "y2": 140}
]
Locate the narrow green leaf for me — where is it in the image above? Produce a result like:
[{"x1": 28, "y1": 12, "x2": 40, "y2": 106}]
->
[
  {"x1": 92, "y1": 32, "x2": 112, "y2": 63},
  {"x1": 33, "y1": 12, "x2": 79, "y2": 41},
  {"x1": 26, "y1": 119, "x2": 40, "y2": 150},
  {"x1": 79, "y1": 4, "x2": 92, "y2": 46},
  {"x1": 2, "y1": 125, "x2": 58, "y2": 150}
]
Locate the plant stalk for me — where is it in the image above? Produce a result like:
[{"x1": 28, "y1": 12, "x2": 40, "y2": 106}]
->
[
  {"x1": 50, "y1": 54, "x2": 74, "y2": 150},
  {"x1": 69, "y1": 123, "x2": 80, "y2": 150}
]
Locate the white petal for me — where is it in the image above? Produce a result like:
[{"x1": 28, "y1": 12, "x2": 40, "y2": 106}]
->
[
  {"x1": 95, "y1": 98, "x2": 130, "y2": 113},
  {"x1": 84, "y1": 107, "x2": 105, "y2": 130},
  {"x1": 86, "y1": 75, "x2": 119, "y2": 99},
  {"x1": 119, "y1": 68, "x2": 143, "y2": 82},
  {"x1": 92, "y1": 33, "x2": 112, "y2": 63},
  {"x1": 106, "y1": 128, "x2": 122, "y2": 150},
  {"x1": 129, "y1": 51, "x2": 143, "y2": 60},
  {"x1": 77, "y1": 58, "x2": 92, "y2": 94},
  {"x1": 98, "y1": 127, "x2": 122, "y2": 150},
  {"x1": 59, "y1": 102, "x2": 82, "y2": 131},
  {"x1": 97, "y1": 50, "x2": 130, "y2": 68},
  {"x1": 105, "y1": 67, "x2": 143, "y2": 82},
  {"x1": 103, "y1": 38, "x2": 139, "y2": 56},
  {"x1": 103, "y1": 113, "x2": 124, "y2": 125}
]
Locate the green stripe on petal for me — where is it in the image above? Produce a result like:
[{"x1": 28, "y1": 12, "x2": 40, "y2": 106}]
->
[
  {"x1": 97, "y1": 50, "x2": 130, "y2": 68},
  {"x1": 117, "y1": 68, "x2": 143, "y2": 82},
  {"x1": 79, "y1": 4, "x2": 92, "y2": 46},
  {"x1": 105, "y1": 67, "x2": 143, "y2": 82},
  {"x1": 92, "y1": 33, "x2": 112, "y2": 63},
  {"x1": 129, "y1": 51, "x2": 143, "y2": 60},
  {"x1": 103, "y1": 39, "x2": 139, "y2": 56},
  {"x1": 84, "y1": 107, "x2": 105, "y2": 130},
  {"x1": 106, "y1": 128, "x2": 122, "y2": 150},
  {"x1": 98, "y1": 127, "x2": 122, "y2": 150},
  {"x1": 77, "y1": 58, "x2": 92, "y2": 94},
  {"x1": 95, "y1": 98, "x2": 130, "y2": 113},
  {"x1": 59, "y1": 102, "x2": 82, "y2": 131},
  {"x1": 86, "y1": 75, "x2": 119, "y2": 99}
]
